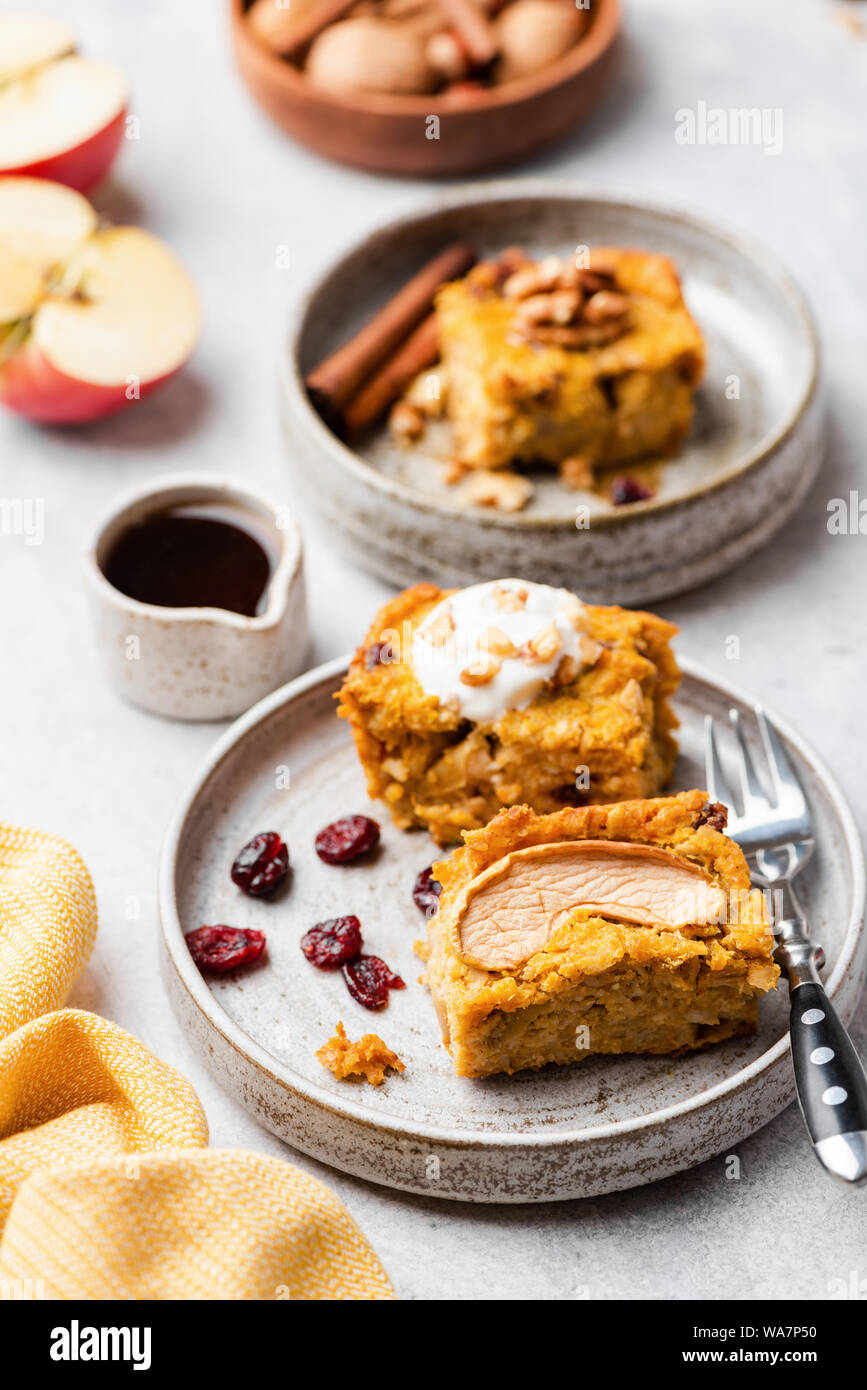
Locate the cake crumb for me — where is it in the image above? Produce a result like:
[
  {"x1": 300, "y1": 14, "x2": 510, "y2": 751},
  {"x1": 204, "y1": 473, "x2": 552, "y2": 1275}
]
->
[
  {"x1": 316, "y1": 1021, "x2": 405, "y2": 1086},
  {"x1": 458, "y1": 468, "x2": 534, "y2": 513}
]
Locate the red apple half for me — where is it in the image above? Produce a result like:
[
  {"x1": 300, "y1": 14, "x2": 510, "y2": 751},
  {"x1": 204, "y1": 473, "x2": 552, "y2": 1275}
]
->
[
  {"x1": 0, "y1": 178, "x2": 200, "y2": 424},
  {"x1": 0, "y1": 14, "x2": 127, "y2": 191}
]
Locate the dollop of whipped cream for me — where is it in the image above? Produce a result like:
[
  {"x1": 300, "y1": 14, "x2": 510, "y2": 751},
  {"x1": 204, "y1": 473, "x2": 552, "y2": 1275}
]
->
[{"x1": 411, "y1": 578, "x2": 590, "y2": 723}]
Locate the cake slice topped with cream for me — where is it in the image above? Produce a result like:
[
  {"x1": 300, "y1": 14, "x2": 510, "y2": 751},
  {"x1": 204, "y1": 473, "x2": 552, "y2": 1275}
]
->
[
  {"x1": 338, "y1": 579, "x2": 681, "y2": 845},
  {"x1": 411, "y1": 578, "x2": 597, "y2": 722}
]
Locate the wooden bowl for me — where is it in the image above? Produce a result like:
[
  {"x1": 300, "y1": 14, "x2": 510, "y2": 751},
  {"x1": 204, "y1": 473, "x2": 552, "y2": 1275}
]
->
[{"x1": 229, "y1": 0, "x2": 622, "y2": 177}]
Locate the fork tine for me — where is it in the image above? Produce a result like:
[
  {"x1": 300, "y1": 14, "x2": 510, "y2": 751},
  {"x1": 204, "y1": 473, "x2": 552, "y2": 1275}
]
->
[
  {"x1": 728, "y1": 708, "x2": 772, "y2": 811},
  {"x1": 704, "y1": 715, "x2": 738, "y2": 810},
  {"x1": 756, "y1": 707, "x2": 807, "y2": 815}
]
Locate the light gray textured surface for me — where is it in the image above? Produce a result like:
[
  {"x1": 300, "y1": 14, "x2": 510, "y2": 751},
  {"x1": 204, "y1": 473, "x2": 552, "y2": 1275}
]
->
[{"x1": 2, "y1": 0, "x2": 865, "y2": 1299}]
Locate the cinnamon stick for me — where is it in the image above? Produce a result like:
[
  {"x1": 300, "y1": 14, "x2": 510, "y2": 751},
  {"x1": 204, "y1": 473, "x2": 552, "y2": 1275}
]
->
[
  {"x1": 438, "y1": 0, "x2": 499, "y2": 67},
  {"x1": 306, "y1": 241, "x2": 474, "y2": 421},
  {"x1": 343, "y1": 313, "x2": 440, "y2": 437}
]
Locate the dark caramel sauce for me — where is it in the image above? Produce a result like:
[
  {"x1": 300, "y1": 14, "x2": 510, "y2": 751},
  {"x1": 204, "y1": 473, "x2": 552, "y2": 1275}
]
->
[{"x1": 102, "y1": 503, "x2": 278, "y2": 617}]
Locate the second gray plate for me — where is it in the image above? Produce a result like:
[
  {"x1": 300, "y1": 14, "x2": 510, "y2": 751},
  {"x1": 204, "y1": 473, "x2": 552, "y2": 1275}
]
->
[{"x1": 282, "y1": 183, "x2": 822, "y2": 604}]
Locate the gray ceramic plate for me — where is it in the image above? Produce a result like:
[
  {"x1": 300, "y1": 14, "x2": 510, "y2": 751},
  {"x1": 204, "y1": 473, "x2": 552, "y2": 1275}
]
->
[
  {"x1": 281, "y1": 183, "x2": 822, "y2": 605},
  {"x1": 159, "y1": 656, "x2": 864, "y2": 1203}
]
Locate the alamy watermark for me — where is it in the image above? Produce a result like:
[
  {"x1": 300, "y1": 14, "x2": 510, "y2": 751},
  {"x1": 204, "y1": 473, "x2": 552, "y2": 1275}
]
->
[
  {"x1": 0, "y1": 497, "x2": 44, "y2": 546},
  {"x1": 675, "y1": 102, "x2": 783, "y2": 157}
]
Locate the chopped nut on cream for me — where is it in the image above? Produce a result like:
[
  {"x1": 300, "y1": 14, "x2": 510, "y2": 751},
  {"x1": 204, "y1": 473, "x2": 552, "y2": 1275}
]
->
[
  {"x1": 521, "y1": 623, "x2": 562, "y2": 664},
  {"x1": 481, "y1": 626, "x2": 518, "y2": 659},
  {"x1": 420, "y1": 607, "x2": 455, "y2": 646},
  {"x1": 460, "y1": 654, "x2": 502, "y2": 686},
  {"x1": 411, "y1": 579, "x2": 589, "y2": 723},
  {"x1": 492, "y1": 583, "x2": 529, "y2": 612}
]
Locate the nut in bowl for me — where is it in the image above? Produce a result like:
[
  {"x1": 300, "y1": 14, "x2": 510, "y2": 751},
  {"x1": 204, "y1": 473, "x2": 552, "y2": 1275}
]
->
[
  {"x1": 230, "y1": 0, "x2": 621, "y2": 176},
  {"x1": 84, "y1": 474, "x2": 308, "y2": 721}
]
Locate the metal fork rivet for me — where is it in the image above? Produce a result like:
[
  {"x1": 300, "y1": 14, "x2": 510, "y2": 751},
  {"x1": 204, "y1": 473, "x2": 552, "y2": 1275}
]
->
[
  {"x1": 801, "y1": 1009, "x2": 825, "y2": 1024},
  {"x1": 810, "y1": 1046, "x2": 834, "y2": 1065},
  {"x1": 822, "y1": 1086, "x2": 848, "y2": 1107}
]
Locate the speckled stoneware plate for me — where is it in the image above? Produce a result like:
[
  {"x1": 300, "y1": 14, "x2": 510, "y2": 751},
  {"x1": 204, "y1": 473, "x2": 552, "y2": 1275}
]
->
[
  {"x1": 159, "y1": 656, "x2": 864, "y2": 1203},
  {"x1": 281, "y1": 184, "x2": 822, "y2": 605}
]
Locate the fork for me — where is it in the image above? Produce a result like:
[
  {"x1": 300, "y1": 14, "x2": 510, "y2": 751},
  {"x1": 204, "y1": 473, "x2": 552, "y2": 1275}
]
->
[{"x1": 705, "y1": 707, "x2": 867, "y2": 1184}]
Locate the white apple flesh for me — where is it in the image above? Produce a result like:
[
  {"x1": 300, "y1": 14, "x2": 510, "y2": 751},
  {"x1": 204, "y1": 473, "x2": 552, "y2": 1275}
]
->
[
  {"x1": 0, "y1": 15, "x2": 127, "y2": 191},
  {"x1": 0, "y1": 179, "x2": 200, "y2": 424},
  {"x1": 0, "y1": 177, "x2": 96, "y2": 322},
  {"x1": 0, "y1": 14, "x2": 74, "y2": 81},
  {"x1": 0, "y1": 176, "x2": 96, "y2": 269}
]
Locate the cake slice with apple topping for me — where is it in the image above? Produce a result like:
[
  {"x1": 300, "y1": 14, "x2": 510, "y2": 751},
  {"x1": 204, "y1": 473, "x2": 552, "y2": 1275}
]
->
[{"x1": 425, "y1": 790, "x2": 778, "y2": 1078}]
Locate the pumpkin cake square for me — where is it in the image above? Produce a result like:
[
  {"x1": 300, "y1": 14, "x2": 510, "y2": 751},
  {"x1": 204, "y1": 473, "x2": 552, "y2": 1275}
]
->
[
  {"x1": 337, "y1": 578, "x2": 681, "y2": 846},
  {"x1": 425, "y1": 791, "x2": 779, "y2": 1079},
  {"x1": 433, "y1": 246, "x2": 705, "y2": 474}
]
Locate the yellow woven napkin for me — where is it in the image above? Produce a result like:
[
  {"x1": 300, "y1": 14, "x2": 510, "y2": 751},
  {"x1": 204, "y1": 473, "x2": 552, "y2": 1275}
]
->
[
  {"x1": 0, "y1": 823, "x2": 97, "y2": 1037},
  {"x1": 0, "y1": 824, "x2": 394, "y2": 1300}
]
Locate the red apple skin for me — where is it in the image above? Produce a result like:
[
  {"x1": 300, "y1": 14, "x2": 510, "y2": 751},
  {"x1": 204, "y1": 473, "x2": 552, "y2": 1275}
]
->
[
  {"x1": 2, "y1": 107, "x2": 126, "y2": 193},
  {"x1": 0, "y1": 336, "x2": 180, "y2": 424}
]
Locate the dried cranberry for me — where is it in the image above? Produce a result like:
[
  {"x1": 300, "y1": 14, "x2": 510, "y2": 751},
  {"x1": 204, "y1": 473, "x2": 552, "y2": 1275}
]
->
[
  {"x1": 315, "y1": 815, "x2": 380, "y2": 865},
  {"x1": 364, "y1": 640, "x2": 395, "y2": 669},
  {"x1": 343, "y1": 954, "x2": 405, "y2": 1011},
  {"x1": 610, "y1": 476, "x2": 654, "y2": 506},
  {"x1": 230, "y1": 831, "x2": 289, "y2": 897},
  {"x1": 694, "y1": 800, "x2": 728, "y2": 832},
  {"x1": 300, "y1": 915, "x2": 363, "y2": 969},
  {"x1": 413, "y1": 866, "x2": 442, "y2": 918},
  {"x1": 186, "y1": 925, "x2": 266, "y2": 974}
]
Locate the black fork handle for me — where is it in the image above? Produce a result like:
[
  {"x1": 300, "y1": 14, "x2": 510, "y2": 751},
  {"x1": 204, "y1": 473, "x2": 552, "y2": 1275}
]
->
[{"x1": 776, "y1": 919, "x2": 867, "y2": 1184}]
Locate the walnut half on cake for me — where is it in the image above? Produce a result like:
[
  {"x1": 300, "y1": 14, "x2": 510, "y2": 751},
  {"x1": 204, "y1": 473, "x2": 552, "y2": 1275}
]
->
[
  {"x1": 425, "y1": 792, "x2": 779, "y2": 1078},
  {"x1": 337, "y1": 578, "x2": 680, "y2": 846}
]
